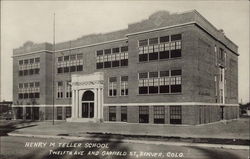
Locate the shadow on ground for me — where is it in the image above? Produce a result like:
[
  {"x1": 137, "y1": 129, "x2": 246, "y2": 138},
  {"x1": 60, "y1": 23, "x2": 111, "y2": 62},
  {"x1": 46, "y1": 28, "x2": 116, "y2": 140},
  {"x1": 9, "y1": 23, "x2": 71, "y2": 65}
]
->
[
  {"x1": 0, "y1": 120, "x2": 37, "y2": 136},
  {"x1": 18, "y1": 134, "x2": 130, "y2": 159},
  {"x1": 187, "y1": 146, "x2": 243, "y2": 159}
]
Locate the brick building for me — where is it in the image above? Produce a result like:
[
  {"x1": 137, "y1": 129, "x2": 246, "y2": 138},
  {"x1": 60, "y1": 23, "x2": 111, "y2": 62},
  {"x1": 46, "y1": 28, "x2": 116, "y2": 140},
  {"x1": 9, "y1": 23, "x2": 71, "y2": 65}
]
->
[{"x1": 12, "y1": 10, "x2": 239, "y2": 125}]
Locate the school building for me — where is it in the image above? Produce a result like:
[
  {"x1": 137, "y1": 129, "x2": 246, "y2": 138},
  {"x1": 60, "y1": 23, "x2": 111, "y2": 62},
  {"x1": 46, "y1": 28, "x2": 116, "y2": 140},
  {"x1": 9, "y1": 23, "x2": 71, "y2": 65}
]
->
[{"x1": 12, "y1": 10, "x2": 239, "y2": 125}]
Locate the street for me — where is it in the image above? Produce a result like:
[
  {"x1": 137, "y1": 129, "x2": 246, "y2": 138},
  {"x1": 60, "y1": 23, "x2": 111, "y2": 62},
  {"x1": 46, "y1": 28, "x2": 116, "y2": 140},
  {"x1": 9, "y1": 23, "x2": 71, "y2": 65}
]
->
[{"x1": 0, "y1": 136, "x2": 248, "y2": 159}]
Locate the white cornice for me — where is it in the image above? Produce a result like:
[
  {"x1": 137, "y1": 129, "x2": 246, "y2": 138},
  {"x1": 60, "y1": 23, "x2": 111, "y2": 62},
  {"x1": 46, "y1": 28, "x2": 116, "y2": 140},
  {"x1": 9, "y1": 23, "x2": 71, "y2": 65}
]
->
[
  {"x1": 12, "y1": 102, "x2": 239, "y2": 107},
  {"x1": 103, "y1": 102, "x2": 239, "y2": 107},
  {"x1": 12, "y1": 50, "x2": 53, "y2": 58},
  {"x1": 12, "y1": 104, "x2": 71, "y2": 107},
  {"x1": 12, "y1": 38, "x2": 128, "y2": 57},
  {"x1": 126, "y1": 21, "x2": 196, "y2": 36},
  {"x1": 55, "y1": 38, "x2": 128, "y2": 52}
]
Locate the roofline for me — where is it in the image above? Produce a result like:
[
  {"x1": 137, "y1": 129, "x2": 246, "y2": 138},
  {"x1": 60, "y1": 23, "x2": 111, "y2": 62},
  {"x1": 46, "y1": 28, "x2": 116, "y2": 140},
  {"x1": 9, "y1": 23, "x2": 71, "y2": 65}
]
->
[
  {"x1": 126, "y1": 21, "x2": 196, "y2": 36},
  {"x1": 12, "y1": 50, "x2": 53, "y2": 58},
  {"x1": 192, "y1": 10, "x2": 238, "y2": 48},
  {"x1": 13, "y1": 13, "x2": 239, "y2": 56},
  {"x1": 126, "y1": 21, "x2": 239, "y2": 56},
  {"x1": 104, "y1": 102, "x2": 239, "y2": 106},
  {"x1": 12, "y1": 102, "x2": 239, "y2": 107},
  {"x1": 55, "y1": 37, "x2": 127, "y2": 53},
  {"x1": 194, "y1": 23, "x2": 239, "y2": 56}
]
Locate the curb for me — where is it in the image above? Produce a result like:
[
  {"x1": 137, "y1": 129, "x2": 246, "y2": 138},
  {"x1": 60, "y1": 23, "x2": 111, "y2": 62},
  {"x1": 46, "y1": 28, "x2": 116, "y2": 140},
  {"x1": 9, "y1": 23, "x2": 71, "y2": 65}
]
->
[{"x1": 7, "y1": 133, "x2": 249, "y2": 150}]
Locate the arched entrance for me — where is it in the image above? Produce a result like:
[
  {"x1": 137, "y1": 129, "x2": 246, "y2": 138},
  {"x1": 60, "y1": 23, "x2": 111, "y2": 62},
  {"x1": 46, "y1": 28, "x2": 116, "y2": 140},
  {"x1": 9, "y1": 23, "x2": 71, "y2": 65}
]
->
[{"x1": 82, "y1": 90, "x2": 94, "y2": 118}]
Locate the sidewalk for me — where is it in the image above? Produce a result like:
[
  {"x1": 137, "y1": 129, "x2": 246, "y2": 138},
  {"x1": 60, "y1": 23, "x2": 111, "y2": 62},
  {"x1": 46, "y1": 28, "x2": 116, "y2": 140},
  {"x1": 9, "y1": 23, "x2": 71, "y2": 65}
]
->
[{"x1": 5, "y1": 118, "x2": 250, "y2": 148}]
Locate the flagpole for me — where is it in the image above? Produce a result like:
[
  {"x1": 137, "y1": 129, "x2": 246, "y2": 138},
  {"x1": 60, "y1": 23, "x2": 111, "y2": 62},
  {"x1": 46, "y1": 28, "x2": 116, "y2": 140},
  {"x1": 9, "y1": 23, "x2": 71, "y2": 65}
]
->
[{"x1": 52, "y1": 13, "x2": 55, "y2": 125}]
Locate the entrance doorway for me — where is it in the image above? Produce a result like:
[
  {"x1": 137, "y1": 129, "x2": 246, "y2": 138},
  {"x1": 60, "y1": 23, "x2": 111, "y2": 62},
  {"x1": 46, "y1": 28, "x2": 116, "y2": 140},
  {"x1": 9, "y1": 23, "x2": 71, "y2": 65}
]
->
[{"x1": 82, "y1": 90, "x2": 94, "y2": 118}]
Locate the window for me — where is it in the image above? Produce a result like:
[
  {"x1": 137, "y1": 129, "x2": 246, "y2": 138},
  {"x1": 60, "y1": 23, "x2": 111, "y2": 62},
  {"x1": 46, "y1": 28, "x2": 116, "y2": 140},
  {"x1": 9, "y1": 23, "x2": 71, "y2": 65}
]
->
[
  {"x1": 139, "y1": 72, "x2": 159, "y2": 94},
  {"x1": 112, "y1": 47, "x2": 119, "y2": 53},
  {"x1": 23, "y1": 70, "x2": 28, "y2": 76},
  {"x1": 77, "y1": 54, "x2": 83, "y2": 60},
  {"x1": 170, "y1": 106, "x2": 182, "y2": 124},
  {"x1": 159, "y1": 71, "x2": 170, "y2": 93},
  {"x1": 34, "y1": 68, "x2": 40, "y2": 74},
  {"x1": 29, "y1": 92, "x2": 34, "y2": 98},
  {"x1": 170, "y1": 70, "x2": 182, "y2": 93},
  {"x1": 109, "y1": 77, "x2": 117, "y2": 96},
  {"x1": 76, "y1": 65, "x2": 83, "y2": 71},
  {"x1": 120, "y1": 52, "x2": 128, "y2": 66},
  {"x1": 96, "y1": 50, "x2": 104, "y2": 69},
  {"x1": 149, "y1": 37, "x2": 158, "y2": 45},
  {"x1": 64, "y1": 66, "x2": 69, "y2": 73},
  {"x1": 171, "y1": 34, "x2": 182, "y2": 41},
  {"x1": 57, "y1": 56, "x2": 63, "y2": 62},
  {"x1": 19, "y1": 83, "x2": 23, "y2": 88},
  {"x1": 104, "y1": 49, "x2": 112, "y2": 68},
  {"x1": 70, "y1": 55, "x2": 76, "y2": 61},
  {"x1": 24, "y1": 59, "x2": 29, "y2": 64},
  {"x1": 57, "y1": 54, "x2": 83, "y2": 73},
  {"x1": 138, "y1": 69, "x2": 181, "y2": 94},
  {"x1": 219, "y1": 48, "x2": 224, "y2": 61},
  {"x1": 35, "y1": 82, "x2": 39, "y2": 87},
  {"x1": 121, "y1": 46, "x2": 128, "y2": 52},
  {"x1": 97, "y1": 50, "x2": 103, "y2": 56},
  {"x1": 138, "y1": 72, "x2": 148, "y2": 94},
  {"x1": 76, "y1": 54, "x2": 83, "y2": 72},
  {"x1": 139, "y1": 106, "x2": 149, "y2": 123},
  {"x1": 57, "y1": 107, "x2": 63, "y2": 120},
  {"x1": 214, "y1": 46, "x2": 218, "y2": 66},
  {"x1": 170, "y1": 34, "x2": 182, "y2": 58},
  {"x1": 154, "y1": 106, "x2": 165, "y2": 124},
  {"x1": 64, "y1": 56, "x2": 69, "y2": 61},
  {"x1": 139, "y1": 34, "x2": 182, "y2": 62},
  {"x1": 57, "y1": 81, "x2": 64, "y2": 99},
  {"x1": 120, "y1": 76, "x2": 128, "y2": 96},
  {"x1": 109, "y1": 106, "x2": 116, "y2": 121},
  {"x1": 29, "y1": 82, "x2": 34, "y2": 88},
  {"x1": 139, "y1": 39, "x2": 148, "y2": 46},
  {"x1": 19, "y1": 70, "x2": 23, "y2": 76},
  {"x1": 57, "y1": 61, "x2": 63, "y2": 73},
  {"x1": 149, "y1": 45, "x2": 158, "y2": 61},
  {"x1": 121, "y1": 106, "x2": 127, "y2": 122},
  {"x1": 24, "y1": 93, "x2": 29, "y2": 99},
  {"x1": 35, "y1": 57, "x2": 40, "y2": 63},
  {"x1": 215, "y1": 76, "x2": 218, "y2": 98},
  {"x1": 159, "y1": 36, "x2": 170, "y2": 60},
  {"x1": 19, "y1": 60, "x2": 23, "y2": 65},
  {"x1": 26, "y1": 107, "x2": 31, "y2": 119},
  {"x1": 29, "y1": 69, "x2": 34, "y2": 75},
  {"x1": 160, "y1": 36, "x2": 169, "y2": 43},
  {"x1": 159, "y1": 43, "x2": 170, "y2": 59},
  {"x1": 18, "y1": 57, "x2": 40, "y2": 76},
  {"x1": 105, "y1": 49, "x2": 111, "y2": 54},
  {"x1": 29, "y1": 58, "x2": 34, "y2": 64},
  {"x1": 96, "y1": 46, "x2": 128, "y2": 69},
  {"x1": 149, "y1": 72, "x2": 159, "y2": 94},
  {"x1": 66, "y1": 107, "x2": 71, "y2": 118},
  {"x1": 34, "y1": 93, "x2": 40, "y2": 98},
  {"x1": 112, "y1": 48, "x2": 120, "y2": 67},
  {"x1": 139, "y1": 46, "x2": 148, "y2": 62},
  {"x1": 70, "y1": 66, "x2": 76, "y2": 72},
  {"x1": 23, "y1": 83, "x2": 28, "y2": 88},
  {"x1": 66, "y1": 81, "x2": 72, "y2": 98},
  {"x1": 18, "y1": 93, "x2": 23, "y2": 99}
]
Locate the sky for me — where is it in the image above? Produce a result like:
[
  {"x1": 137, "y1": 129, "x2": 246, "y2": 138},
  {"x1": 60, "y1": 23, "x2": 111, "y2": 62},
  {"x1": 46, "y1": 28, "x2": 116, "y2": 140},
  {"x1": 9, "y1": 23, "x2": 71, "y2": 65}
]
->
[{"x1": 1, "y1": 1, "x2": 249, "y2": 103}]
